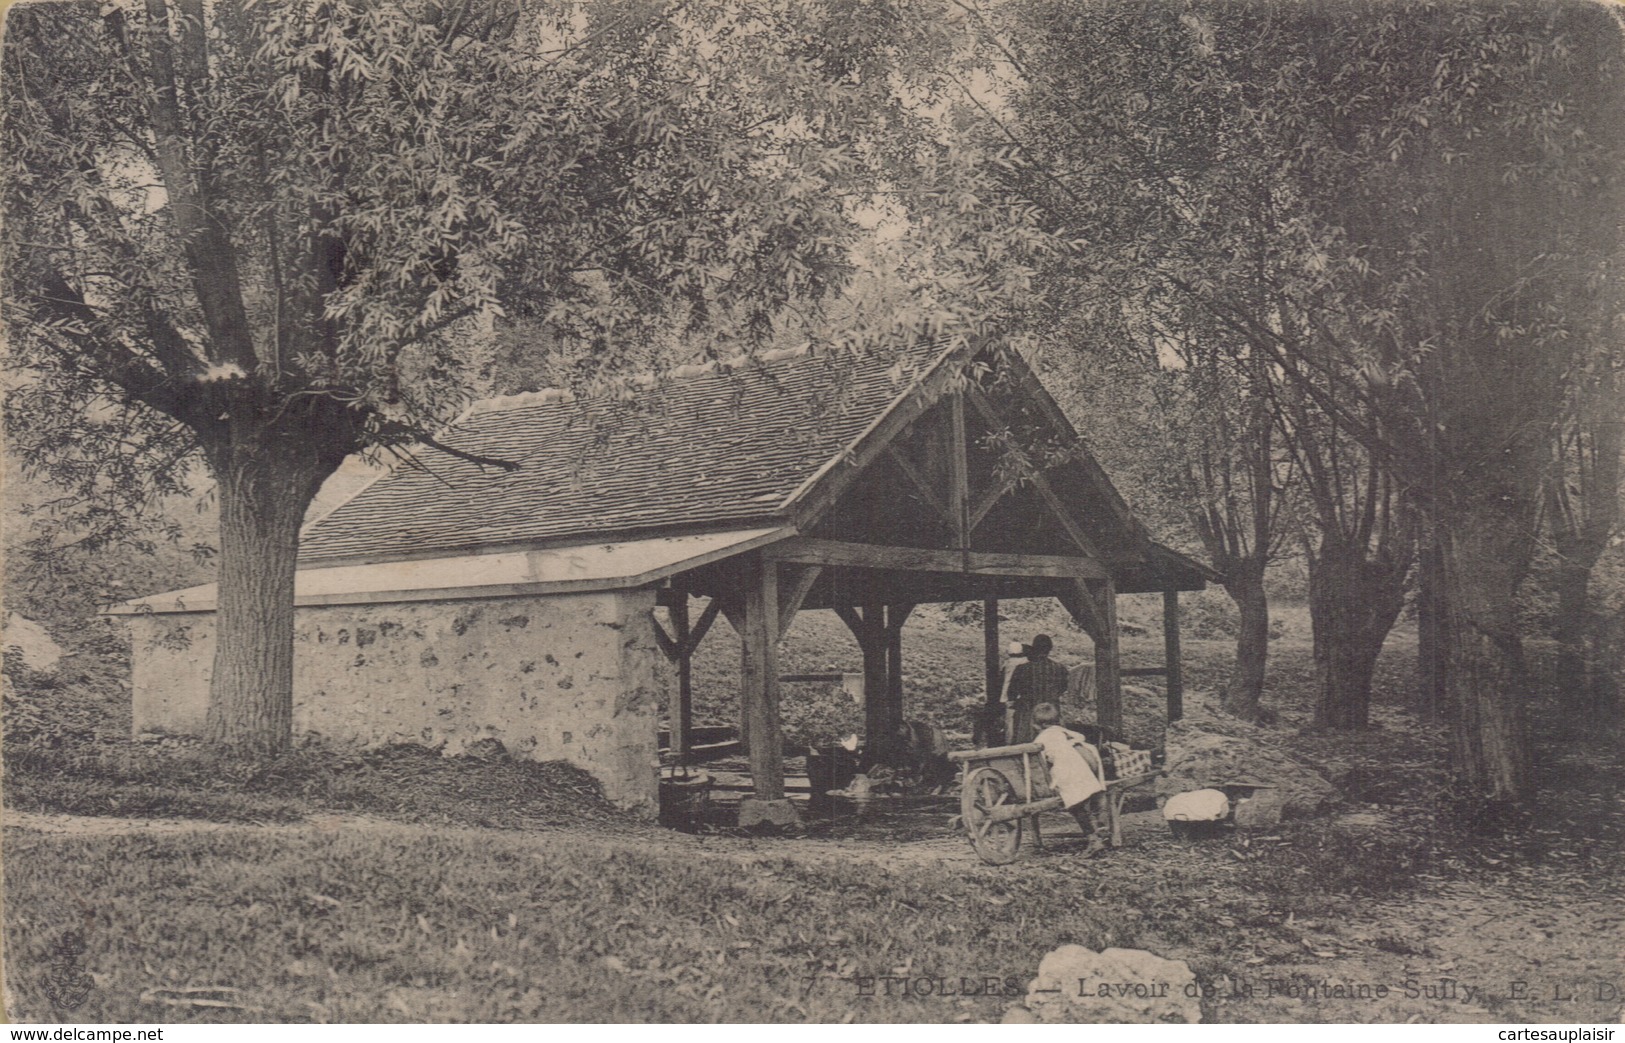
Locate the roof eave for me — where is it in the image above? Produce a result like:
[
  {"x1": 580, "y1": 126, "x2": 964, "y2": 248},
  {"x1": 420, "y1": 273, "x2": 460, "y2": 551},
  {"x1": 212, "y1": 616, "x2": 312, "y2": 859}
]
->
[{"x1": 104, "y1": 525, "x2": 797, "y2": 615}]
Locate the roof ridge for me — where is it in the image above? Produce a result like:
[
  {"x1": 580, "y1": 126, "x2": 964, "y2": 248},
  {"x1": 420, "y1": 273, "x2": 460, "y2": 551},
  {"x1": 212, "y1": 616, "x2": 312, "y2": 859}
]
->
[
  {"x1": 466, "y1": 344, "x2": 819, "y2": 417},
  {"x1": 465, "y1": 339, "x2": 960, "y2": 418}
]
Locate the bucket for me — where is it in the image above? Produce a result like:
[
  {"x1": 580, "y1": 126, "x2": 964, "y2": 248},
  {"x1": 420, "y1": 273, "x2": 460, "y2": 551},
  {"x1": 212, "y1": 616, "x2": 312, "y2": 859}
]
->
[
  {"x1": 659, "y1": 769, "x2": 713, "y2": 827},
  {"x1": 806, "y1": 745, "x2": 859, "y2": 795}
]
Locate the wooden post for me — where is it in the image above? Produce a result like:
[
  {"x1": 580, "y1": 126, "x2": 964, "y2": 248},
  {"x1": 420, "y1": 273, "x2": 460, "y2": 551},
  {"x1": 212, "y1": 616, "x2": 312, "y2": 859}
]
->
[
  {"x1": 884, "y1": 604, "x2": 914, "y2": 740},
  {"x1": 718, "y1": 598, "x2": 750, "y2": 754},
  {"x1": 982, "y1": 597, "x2": 1001, "y2": 746},
  {"x1": 858, "y1": 603, "x2": 889, "y2": 760},
  {"x1": 736, "y1": 635, "x2": 751, "y2": 757},
  {"x1": 673, "y1": 596, "x2": 692, "y2": 763},
  {"x1": 1163, "y1": 589, "x2": 1184, "y2": 723},
  {"x1": 949, "y1": 392, "x2": 970, "y2": 562},
  {"x1": 1092, "y1": 577, "x2": 1124, "y2": 740},
  {"x1": 740, "y1": 556, "x2": 784, "y2": 801},
  {"x1": 983, "y1": 597, "x2": 1001, "y2": 706}
]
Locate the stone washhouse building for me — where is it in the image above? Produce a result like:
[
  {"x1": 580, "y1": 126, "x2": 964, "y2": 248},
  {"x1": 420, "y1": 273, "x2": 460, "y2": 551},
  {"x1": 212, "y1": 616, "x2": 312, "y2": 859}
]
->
[{"x1": 112, "y1": 340, "x2": 1215, "y2": 822}]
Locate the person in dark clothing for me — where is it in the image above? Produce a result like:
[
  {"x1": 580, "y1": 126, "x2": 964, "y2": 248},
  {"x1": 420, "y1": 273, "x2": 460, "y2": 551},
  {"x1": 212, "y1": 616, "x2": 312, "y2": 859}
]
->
[{"x1": 1006, "y1": 634, "x2": 1068, "y2": 744}]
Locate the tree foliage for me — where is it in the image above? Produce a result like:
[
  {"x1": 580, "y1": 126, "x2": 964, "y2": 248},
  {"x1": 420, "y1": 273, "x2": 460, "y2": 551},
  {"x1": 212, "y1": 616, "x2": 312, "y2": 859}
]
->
[{"x1": 966, "y1": 0, "x2": 1624, "y2": 800}]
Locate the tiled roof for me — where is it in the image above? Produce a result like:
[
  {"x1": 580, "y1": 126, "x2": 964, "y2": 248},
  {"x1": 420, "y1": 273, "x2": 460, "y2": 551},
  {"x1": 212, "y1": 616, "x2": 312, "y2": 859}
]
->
[{"x1": 298, "y1": 343, "x2": 952, "y2": 565}]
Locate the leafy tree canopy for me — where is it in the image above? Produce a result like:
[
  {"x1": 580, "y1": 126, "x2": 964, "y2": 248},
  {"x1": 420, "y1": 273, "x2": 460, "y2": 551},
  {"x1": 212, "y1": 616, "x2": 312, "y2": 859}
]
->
[
  {"x1": 2, "y1": 0, "x2": 1053, "y2": 750},
  {"x1": 3, "y1": 0, "x2": 1050, "y2": 550}
]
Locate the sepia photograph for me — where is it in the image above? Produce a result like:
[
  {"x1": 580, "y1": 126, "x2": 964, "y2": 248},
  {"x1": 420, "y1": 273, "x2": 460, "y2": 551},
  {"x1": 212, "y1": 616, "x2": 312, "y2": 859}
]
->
[{"x1": 1, "y1": 0, "x2": 1621, "y2": 1028}]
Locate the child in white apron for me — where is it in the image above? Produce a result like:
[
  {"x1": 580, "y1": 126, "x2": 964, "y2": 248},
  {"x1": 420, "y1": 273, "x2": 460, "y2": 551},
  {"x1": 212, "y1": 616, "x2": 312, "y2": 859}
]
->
[{"x1": 1031, "y1": 702, "x2": 1108, "y2": 855}]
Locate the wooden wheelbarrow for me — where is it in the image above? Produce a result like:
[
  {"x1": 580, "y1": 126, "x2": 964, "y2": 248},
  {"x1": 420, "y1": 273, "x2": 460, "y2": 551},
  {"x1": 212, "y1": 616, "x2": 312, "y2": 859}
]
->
[{"x1": 947, "y1": 742, "x2": 1159, "y2": 865}]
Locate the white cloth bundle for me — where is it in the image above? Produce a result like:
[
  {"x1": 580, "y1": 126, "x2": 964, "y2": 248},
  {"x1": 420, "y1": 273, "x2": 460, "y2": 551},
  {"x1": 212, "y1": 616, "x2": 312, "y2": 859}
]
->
[
  {"x1": 1033, "y1": 725, "x2": 1106, "y2": 808},
  {"x1": 1163, "y1": 788, "x2": 1230, "y2": 822}
]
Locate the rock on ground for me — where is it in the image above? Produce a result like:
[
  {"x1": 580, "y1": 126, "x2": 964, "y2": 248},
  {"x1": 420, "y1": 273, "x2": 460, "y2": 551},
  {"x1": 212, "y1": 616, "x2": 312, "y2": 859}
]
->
[
  {"x1": 1157, "y1": 691, "x2": 1336, "y2": 818},
  {"x1": 3, "y1": 613, "x2": 64, "y2": 674},
  {"x1": 1009, "y1": 944, "x2": 1201, "y2": 1024},
  {"x1": 1232, "y1": 788, "x2": 1287, "y2": 829},
  {"x1": 737, "y1": 797, "x2": 801, "y2": 830}
]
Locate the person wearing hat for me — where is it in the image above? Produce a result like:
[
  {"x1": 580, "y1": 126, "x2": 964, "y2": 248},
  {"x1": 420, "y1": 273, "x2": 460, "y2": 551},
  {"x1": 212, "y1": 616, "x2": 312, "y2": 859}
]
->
[
  {"x1": 1006, "y1": 633, "x2": 1068, "y2": 744},
  {"x1": 999, "y1": 640, "x2": 1027, "y2": 698},
  {"x1": 997, "y1": 640, "x2": 1027, "y2": 743}
]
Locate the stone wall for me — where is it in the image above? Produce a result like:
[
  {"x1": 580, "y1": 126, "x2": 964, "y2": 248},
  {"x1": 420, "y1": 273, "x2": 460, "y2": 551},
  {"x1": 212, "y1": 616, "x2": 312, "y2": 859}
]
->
[{"x1": 125, "y1": 589, "x2": 668, "y2": 814}]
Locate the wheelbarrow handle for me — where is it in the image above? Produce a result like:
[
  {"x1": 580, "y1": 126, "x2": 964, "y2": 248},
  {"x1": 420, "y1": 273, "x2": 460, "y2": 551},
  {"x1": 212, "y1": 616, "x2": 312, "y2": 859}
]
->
[{"x1": 947, "y1": 742, "x2": 1043, "y2": 762}]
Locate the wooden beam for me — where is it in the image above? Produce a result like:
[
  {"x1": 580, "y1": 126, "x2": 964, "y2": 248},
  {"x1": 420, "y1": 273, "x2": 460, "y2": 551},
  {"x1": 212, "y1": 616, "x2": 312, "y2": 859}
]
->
[
  {"x1": 884, "y1": 445, "x2": 956, "y2": 532},
  {"x1": 964, "y1": 384, "x2": 1105, "y2": 562},
  {"x1": 719, "y1": 599, "x2": 744, "y2": 635},
  {"x1": 881, "y1": 603, "x2": 912, "y2": 756},
  {"x1": 1164, "y1": 589, "x2": 1185, "y2": 723},
  {"x1": 982, "y1": 597, "x2": 1001, "y2": 747},
  {"x1": 777, "y1": 564, "x2": 823, "y2": 635},
  {"x1": 1091, "y1": 577, "x2": 1124, "y2": 740},
  {"x1": 686, "y1": 598, "x2": 722, "y2": 655},
  {"x1": 834, "y1": 604, "x2": 865, "y2": 641},
  {"x1": 716, "y1": 592, "x2": 747, "y2": 751},
  {"x1": 659, "y1": 595, "x2": 720, "y2": 764},
  {"x1": 969, "y1": 477, "x2": 1013, "y2": 530},
  {"x1": 1029, "y1": 470, "x2": 1106, "y2": 560},
  {"x1": 998, "y1": 346, "x2": 1141, "y2": 532},
  {"x1": 763, "y1": 537, "x2": 1108, "y2": 580},
  {"x1": 802, "y1": 572, "x2": 1079, "y2": 614},
  {"x1": 949, "y1": 392, "x2": 970, "y2": 555},
  {"x1": 740, "y1": 556, "x2": 784, "y2": 800},
  {"x1": 650, "y1": 613, "x2": 678, "y2": 662},
  {"x1": 1057, "y1": 580, "x2": 1107, "y2": 642}
]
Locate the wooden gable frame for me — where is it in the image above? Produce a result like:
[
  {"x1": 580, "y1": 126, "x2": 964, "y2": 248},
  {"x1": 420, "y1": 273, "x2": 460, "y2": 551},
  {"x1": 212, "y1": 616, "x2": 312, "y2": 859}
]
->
[{"x1": 784, "y1": 340, "x2": 1129, "y2": 569}]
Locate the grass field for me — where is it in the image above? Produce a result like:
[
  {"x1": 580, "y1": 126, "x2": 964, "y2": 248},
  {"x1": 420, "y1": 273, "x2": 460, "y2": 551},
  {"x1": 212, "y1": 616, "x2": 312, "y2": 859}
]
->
[{"x1": 3, "y1": 791, "x2": 1468, "y2": 1024}]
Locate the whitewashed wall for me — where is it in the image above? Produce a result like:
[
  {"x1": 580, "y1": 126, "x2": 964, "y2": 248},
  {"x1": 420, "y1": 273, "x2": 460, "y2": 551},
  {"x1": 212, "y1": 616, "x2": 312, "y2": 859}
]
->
[{"x1": 125, "y1": 588, "x2": 668, "y2": 814}]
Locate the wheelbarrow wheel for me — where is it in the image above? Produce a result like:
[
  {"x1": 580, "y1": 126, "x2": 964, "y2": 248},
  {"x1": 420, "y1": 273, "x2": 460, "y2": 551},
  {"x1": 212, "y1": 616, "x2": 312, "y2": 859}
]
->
[{"x1": 961, "y1": 766, "x2": 1023, "y2": 865}]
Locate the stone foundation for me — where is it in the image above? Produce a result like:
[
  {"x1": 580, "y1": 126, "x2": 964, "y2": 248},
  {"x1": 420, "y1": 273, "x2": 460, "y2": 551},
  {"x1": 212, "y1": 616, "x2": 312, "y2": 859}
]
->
[{"x1": 125, "y1": 589, "x2": 668, "y2": 815}]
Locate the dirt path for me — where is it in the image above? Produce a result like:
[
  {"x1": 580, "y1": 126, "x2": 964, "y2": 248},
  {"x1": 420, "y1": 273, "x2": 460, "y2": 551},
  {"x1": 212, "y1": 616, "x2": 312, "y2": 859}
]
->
[
  {"x1": 1, "y1": 806, "x2": 987, "y2": 869},
  {"x1": 3, "y1": 809, "x2": 417, "y2": 837},
  {"x1": 1193, "y1": 873, "x2": 1625, "y2": 1024}
]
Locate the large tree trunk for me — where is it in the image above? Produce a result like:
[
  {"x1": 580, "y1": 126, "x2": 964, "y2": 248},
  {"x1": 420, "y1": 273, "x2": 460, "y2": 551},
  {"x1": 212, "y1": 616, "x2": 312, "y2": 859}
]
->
[
  {"x1": 1592, "y1": 607, "x2": 1624, "y2": 722},
  {"x1": 203, "y1": 432, "x2": 336, "y2": 754},
  {"x1": 1549, "y1": 555, "x2": 1591, "y2": 700},
  {"x1": 1548, "y1": 537, "x2": 1618, "y2": 718},
  {"x1": 1222, "y1": 560, "x2": 1268, "y2": 720},
  {"x1": 1416, "y1": 538, "x2": 1446, "y2": 722},
  {"x1": 1438, "y1": 508, "x2": 1534, "y2": 807},
  {"x1": 1308, "y1": 539, "x2": 1408, "y2": 730},
  {"x1": 1545, "y1": 302, "x2": 1622, "y2": 716}
]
